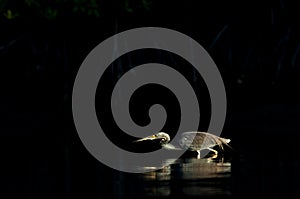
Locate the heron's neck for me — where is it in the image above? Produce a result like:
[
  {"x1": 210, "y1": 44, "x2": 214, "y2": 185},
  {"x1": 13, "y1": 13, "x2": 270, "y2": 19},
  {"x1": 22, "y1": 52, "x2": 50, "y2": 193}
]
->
[{"x1": 163, "y1": 143, "x2": 181, "y2": 150}]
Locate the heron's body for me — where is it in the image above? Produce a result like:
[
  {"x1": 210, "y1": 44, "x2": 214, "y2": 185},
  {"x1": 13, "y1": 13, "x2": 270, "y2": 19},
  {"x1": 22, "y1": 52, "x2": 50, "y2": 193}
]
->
[
  {"x1": 179, "y1": 132, "x2": 230, "y2": 151},
  {"x1": 135, "y1": 131, "x2": 231, "y2": 159}
]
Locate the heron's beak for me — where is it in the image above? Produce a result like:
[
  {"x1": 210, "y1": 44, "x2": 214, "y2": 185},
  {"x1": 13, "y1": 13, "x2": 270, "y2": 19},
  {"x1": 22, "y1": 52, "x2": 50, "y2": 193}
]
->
[{"x1": 134, "y1": 135, "x2": 157, "y2": 142}]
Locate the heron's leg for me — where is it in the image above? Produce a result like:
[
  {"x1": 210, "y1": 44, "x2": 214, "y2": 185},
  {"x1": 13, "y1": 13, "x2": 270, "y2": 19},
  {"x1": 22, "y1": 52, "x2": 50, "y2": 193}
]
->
[
  {"x1": 197, "y1": 150, "x2": 201, "y2": 159},
  {"x1": 207, "y1": 147, "x2": 218, "y2": 155},
  {"x1": 211, "y1": 153, "x2": 218, "y2": 159}
]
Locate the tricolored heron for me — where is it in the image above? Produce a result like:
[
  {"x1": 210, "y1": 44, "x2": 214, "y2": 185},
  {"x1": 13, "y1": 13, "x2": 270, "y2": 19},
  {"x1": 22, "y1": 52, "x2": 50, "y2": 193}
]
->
[{"x1": 135, "y1": 132, "x2": 231, "y2": 159}]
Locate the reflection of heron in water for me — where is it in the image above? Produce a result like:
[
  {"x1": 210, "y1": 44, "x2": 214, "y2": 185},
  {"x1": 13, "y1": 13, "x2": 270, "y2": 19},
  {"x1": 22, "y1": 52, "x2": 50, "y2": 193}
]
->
[{"x1": 135, "y1": 132, "x2": 231, "y2": 159}]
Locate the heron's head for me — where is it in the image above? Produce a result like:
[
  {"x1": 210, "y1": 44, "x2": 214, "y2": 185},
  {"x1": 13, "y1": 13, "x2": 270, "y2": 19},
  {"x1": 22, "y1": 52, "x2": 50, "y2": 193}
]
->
[{"x1": 134, "y1": 132, "x2": 170, "y2": 146}]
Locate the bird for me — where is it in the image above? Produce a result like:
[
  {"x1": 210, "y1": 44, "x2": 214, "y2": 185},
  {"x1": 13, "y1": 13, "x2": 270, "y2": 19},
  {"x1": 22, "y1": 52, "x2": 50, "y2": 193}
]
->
[{"x1": 134, "y1": 131, "x2": 231, "y2": 159}]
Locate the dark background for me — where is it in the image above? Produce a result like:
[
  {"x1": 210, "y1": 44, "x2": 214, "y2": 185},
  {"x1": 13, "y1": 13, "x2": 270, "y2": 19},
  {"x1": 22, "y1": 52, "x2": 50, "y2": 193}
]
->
[{"x1": 1, "y1": 0, "x2": 300, "y2": 198}]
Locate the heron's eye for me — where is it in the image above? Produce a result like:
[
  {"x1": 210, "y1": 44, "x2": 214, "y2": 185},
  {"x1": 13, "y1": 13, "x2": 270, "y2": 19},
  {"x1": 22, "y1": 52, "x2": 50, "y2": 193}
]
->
[{"x1": 162, "y1": 138, "x2": 166, "y2": 141}]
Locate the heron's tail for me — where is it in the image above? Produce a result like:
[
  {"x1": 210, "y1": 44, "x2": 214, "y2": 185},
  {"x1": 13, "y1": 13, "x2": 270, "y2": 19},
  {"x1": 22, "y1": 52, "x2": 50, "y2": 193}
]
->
[{"x1": 219, "y1": 138, "x2": 233, "y2": 150}]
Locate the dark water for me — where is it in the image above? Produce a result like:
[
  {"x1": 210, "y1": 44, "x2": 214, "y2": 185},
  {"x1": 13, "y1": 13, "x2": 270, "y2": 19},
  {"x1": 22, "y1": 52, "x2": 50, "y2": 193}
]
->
[
  {"x1": 66, "y1": 130, "x2": 300, "y2": 199},
  {"x1": 138, "y1": 157, "x2": 232, "y2": 198},
  {"x1": 2, "y1": 130, "x2": 300, "y2": 199},
  {"x1": 78, "y1": 154, "x2": 233, "y2": 199}
]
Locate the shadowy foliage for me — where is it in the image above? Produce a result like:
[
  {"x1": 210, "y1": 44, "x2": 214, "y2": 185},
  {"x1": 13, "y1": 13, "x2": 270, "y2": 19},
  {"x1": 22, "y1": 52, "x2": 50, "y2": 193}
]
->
[{"x1": 0, "y1": 0, "x2": 153, "y2": 20}]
